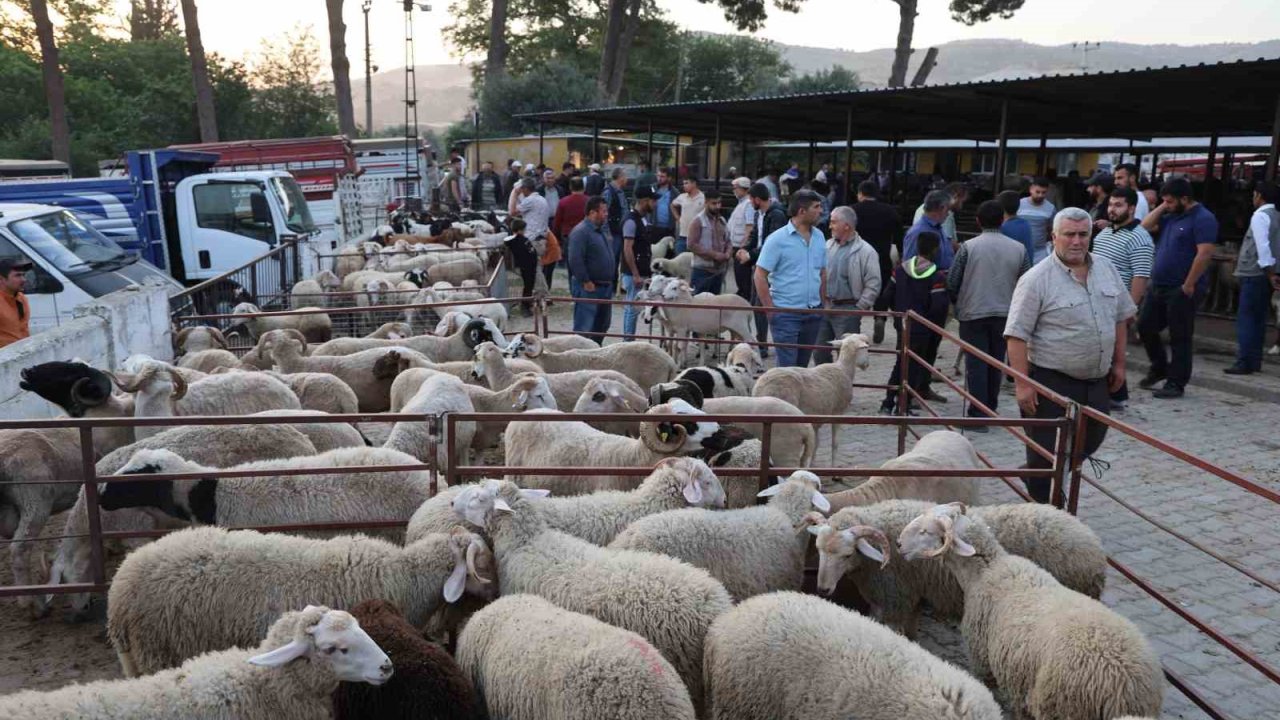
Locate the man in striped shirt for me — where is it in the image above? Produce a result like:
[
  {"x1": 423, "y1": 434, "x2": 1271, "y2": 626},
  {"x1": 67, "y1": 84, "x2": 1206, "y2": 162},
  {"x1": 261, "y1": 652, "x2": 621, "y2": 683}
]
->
[{"x1": 1092, "y1": 187, "x2": 1154, "y2": 409}]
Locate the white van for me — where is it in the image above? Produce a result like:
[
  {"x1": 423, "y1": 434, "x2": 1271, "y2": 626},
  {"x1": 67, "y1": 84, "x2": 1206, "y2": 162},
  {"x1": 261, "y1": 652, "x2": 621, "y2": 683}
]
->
[{"x1": 0, "y1": 203, "x2": 182, "y2": 334}]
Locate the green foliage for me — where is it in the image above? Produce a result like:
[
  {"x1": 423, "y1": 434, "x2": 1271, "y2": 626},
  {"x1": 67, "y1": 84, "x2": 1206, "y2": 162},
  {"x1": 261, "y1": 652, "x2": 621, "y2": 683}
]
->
[
  {"x1": 778, "y1": 65, "x2": 859, "y2": 94},
  {"x1": 247, "y1": 27, "x2": 338, "y2": 139},
  {"x1": 696, "y1": 0, "x2": 806, "y2": 32},
  {"x1": 480, "y1": 58, "x2": 602, "y2": 134},
  {"x1": 949, "y1": 0, "x2": 1026, "y2": 26},
  {"x1": 678, "y1": 33, "x2": 792, "y2": 102},
  {"x1": 127, "y1": 0, "x2": 179, "y2": 41}
]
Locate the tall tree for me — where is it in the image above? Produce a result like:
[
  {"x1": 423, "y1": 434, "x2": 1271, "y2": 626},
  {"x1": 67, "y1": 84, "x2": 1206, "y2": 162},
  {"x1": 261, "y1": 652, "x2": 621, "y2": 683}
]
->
[
  {"x1": 28, "y1": 0, "x2": 70, "y2": 164},
  {"x1": 485, "y1": 0, "x2": 508, "y2": 81},
  {"x1": 179, "y1": 0, "x2": 217, "y2": 141},
  {"x1": 695, "y1": 0, "x2": 804, "y2": 32},
  {"x1": 325, "y1": 0, "x2": 356, "y2": 137},
  {"x1": 888, "y1": 0, "x2": 1025, "y2": 87},
  {"x1": 596, "y1": 0, "x2": 641, "y2": 102},
  {"x1": 128, "y1": 0, "x2": 178, "y2": 41}
]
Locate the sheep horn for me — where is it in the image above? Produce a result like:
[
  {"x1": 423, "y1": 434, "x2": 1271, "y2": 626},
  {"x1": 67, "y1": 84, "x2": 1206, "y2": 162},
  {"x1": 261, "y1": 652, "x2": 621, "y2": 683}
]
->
[
  {"x1": 641, "y1": 419, "x2": 687, "y2": 454},
  {"x1": 520, "y1": 334, "x2": 544, "y2": 358},
  {"x1": 283, "y1": 328, "x2": 308, "y2": 354},
  {"x1": 851, "y1": 525, "x2": 892, "y2": 568},
  {"x1": 209, "y1": 327, "x2": 229, "y2": 350},
  {"x1": 173, "y1": 327, "x2": 193, "y2": 352},
  {"x1": 617, "y1": 386, "x2": 650, "y2": 412},
  {"x1": 465, "y1": 538, "x2": 490, "y2": 584},
  {"x1": 166, "y1": 368, "x2": 188, "y2": 401},
  {"x1": 112, "y1": 364, "x2": 157, "y2": 394},
  {"x1": 69, "y1": 377, "x2": 108, "y2": 408},
  {"x1": 923, "y1": 515, "x2": 955, "y2": 559}
]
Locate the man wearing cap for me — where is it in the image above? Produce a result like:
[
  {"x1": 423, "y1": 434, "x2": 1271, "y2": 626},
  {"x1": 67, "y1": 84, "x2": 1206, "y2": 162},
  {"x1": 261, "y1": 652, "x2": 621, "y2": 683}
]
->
[
  {"x1": 727, "y1": 176, "x2": 757, "y2": 301},
  {"x1": 471, "y1": 161, "x2": 504, "y2": 212},
  {"x1": 584, "y1": 163, "x2": 606, "y2": 197},
  {"x1": 503, "y1": 160, "x2": 522, "y2": 198},
  {"x1": 622, "y1": 186, "x2": 659, "y2": 340},
  {"x1": 0, "y1": 258, "x2": 32, "y2": 348},
  {"x1": 537, "y1": 169, "x2": 561, "y2": 212}
]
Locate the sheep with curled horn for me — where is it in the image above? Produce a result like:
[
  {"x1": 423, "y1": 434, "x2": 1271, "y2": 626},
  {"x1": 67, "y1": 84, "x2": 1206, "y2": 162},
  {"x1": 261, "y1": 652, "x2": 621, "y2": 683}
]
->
[{"x1": 173, "y1": 326, "x2": 229, "y2": 356}]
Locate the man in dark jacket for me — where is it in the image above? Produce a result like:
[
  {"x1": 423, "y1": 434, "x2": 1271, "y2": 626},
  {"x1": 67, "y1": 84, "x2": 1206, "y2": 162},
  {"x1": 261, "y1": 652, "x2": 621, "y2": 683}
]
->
[
  {"x1": 879, "y1": 231, "x2": 949, "y2": 414},
  {"x1": 852, "y1": 180, "x2": 902, "y2": 344},
  {"x1": 502, "y1": 160, "x2": 522, "y2": 198},
  {"x1": 743, "y1": 182, "x2": 787, "y2": 352},
  {"x1": 568, "y1": 197, "x2": 617, "y2": 343},
  {"x1": 471, "y1": 162, "x2": 504, "y2": 211}
]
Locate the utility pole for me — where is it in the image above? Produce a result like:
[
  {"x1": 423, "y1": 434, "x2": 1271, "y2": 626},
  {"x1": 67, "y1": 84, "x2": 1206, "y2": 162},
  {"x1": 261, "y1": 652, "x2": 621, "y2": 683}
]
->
[
  {"x1": 363, "y1": 0, "x2": 373, "y2": 135},
  {"x1": 1071, "y1": 41, "x2": 1100, "y2": 72},
  {"x1": 673, "y1": 30, "x2": 687, "y2": 103}
]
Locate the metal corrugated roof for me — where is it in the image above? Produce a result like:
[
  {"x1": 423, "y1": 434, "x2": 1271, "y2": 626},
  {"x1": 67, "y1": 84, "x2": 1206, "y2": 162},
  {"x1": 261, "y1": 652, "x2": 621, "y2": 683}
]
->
[{"x1": 517, "y1": 58, "x2": 1280, "y2": 142}]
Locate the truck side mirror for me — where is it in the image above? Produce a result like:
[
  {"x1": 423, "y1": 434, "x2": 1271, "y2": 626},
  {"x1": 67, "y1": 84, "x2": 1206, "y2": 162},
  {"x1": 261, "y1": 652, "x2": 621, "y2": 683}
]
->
[
  {"x1": 250, "y1": 192, "x2": 272, "y2": 225},
  {"x1": 25, "y1": 267, "x2": 63, "y2": 295}
]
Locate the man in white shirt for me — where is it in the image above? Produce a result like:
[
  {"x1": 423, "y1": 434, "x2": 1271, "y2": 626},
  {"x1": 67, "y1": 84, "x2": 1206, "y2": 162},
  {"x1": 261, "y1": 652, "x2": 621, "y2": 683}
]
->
[
  {"x1": 726, "y1": 176, "x2": 756, "y2": 301},
  {"x1": 1018, "y1": 177, "x2": 1057, "y2": 264},
  {"x1": 671, "y1": 177, "x2": 705, "y2": 255},
  {"x1": 513, "y1": 177, "x2": 550, "y2": 242},
  {"x1": 1227, "y1": 181, "x2": 1280, "y2": 375},
  {"x1": 1114, "y1": 163, "x2": 1149, "y2": 220}
]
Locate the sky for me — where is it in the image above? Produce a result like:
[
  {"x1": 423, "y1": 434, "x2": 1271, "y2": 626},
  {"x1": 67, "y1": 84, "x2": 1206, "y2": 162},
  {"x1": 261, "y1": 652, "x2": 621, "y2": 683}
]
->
[{"x1": 106, "y1": 0, "x2": 1280, "y2": 76}]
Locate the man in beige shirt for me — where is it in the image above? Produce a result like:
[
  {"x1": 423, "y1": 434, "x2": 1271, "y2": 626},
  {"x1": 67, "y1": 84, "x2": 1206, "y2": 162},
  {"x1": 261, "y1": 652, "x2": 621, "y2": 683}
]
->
[
  {"x1": 1004, "y1": 207, "x2": 1137, "y2": 504},
  {"x1": 671, "y1": 177, "x2": 705, "y2": 256}
]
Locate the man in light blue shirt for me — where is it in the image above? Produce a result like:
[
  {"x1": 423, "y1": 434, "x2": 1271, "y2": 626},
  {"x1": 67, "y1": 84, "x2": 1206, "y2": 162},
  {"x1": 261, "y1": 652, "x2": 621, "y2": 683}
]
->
[
  {"x1": 754, "y1": 189, "x2": 828, "y2": 367},
  {"x1": 904, "y1": 190, "x2": 955, "y2": 271}
]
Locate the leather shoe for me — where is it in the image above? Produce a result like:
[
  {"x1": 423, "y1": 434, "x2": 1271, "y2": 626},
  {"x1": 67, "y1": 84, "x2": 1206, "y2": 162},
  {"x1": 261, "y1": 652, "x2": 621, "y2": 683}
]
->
[
  {"x1": 1223, "y1": 366, "x2": 1255, "y2": 375},
  {"x1": 920, "y1": 387, "x2": 949, "y2": 403},
  {"x1": 872, "y1": 317, "x2": 886, "y2": 345},
  {"x1": 1152, "y1": 384, "x2": 1184, "y2": 399},
  {"x1": 1138, "y1": 372, "x2": 1166, "y2": 389}
]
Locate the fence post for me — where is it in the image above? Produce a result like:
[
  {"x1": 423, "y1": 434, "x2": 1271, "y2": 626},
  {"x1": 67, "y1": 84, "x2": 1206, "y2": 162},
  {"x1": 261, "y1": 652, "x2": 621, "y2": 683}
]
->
[
  {"x1": 445, "y1": 413, "x2": 457, "y2": 488},
  {"x1": 758, "y1": 421, "x2": 773, "y2": 500},
  {"x1": 78, "y1": 426, "x2": 106, "y2": 587},
  {"x1": 896, "y1": 312, "x2": 909, "y2": 455},
  {"x1": 1066, "y1": 406, "x2": 1089, "y2": 515},
  {"x1": 427, "y1": 414, "x2": 440, "y2": 497},
  {"x1": 1050, "y1": 404, "x2": 1077, "y2": 510}
]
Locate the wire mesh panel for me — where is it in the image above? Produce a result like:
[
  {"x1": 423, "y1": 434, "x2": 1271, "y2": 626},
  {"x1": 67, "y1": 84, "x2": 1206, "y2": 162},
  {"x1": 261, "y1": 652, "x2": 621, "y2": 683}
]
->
[{"x1": 169, "y1": 241, "x2": 301, "y2": 330}]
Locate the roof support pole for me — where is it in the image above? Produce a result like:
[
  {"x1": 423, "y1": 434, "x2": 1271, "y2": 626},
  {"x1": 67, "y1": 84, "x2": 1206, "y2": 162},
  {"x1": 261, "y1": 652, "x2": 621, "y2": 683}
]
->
[
  {"x1": 888, "y1": 140, "x2": 899, "y2": 202},
  {"x1": 1151, "y1": 153, "x2": 1160, "y2": 181},
  {"x1": 674, "y1": 133, "x2": 681, "y2": 178},
  {"x1": 1269, "y1": 92, "x2": 1280, "y2": 182},
  {"x1": 742, "y1": 136, "x2": 749, "y2": 181},
  {"x1": 844, "y1": 106, "x2": 854, "y2": 204},
  {"x1": 995, "y1": 99, "x2": 1010, "y2": 193},
  {"x1": 1036, "y1": 133, "x2": 1048, "y2": 177},
  {"x1": 1206, "y1": 132, "x2": 1219, "y2": 206},
  {"x1": 714, "y1": 114, "x2": 723, "y2": 192},
  {"x1": 1134, "y1": 153, "x2": 1143, "y2": 176},
  {"x1": 807, "y1": 140, "x2": 816, "y2": 184},
  {"x1": 538, "y1": 121, "x2": 545, "y2": 168},
  {"x1": 593, "y1": 121, "x2": 600, "y2": 166},
  {"x1": 647, "y1": 119, "x2": 654, "y2": 169}
]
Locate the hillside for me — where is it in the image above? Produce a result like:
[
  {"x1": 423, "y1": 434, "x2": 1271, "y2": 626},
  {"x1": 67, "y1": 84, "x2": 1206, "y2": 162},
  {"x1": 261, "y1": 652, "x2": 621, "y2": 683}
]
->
[{"x1": 352, "y1": 38, "x2": 1280, "y2": 130}]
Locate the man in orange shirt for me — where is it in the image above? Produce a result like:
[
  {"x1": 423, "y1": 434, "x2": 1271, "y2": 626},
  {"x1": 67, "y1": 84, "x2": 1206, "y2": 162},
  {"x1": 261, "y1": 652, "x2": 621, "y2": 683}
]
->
[{"x1": 0, "y1": 258, "x2": 32, "y2": 349}]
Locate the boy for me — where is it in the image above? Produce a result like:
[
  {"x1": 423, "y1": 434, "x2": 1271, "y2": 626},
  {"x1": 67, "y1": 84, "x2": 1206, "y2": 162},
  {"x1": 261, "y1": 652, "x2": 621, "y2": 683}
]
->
[
  {"x1": 504, "y1": 218, "x2": 539, "y2": 317},
  {"x1": 879, "y1": 231, "x2": 950, "y2": 414}
]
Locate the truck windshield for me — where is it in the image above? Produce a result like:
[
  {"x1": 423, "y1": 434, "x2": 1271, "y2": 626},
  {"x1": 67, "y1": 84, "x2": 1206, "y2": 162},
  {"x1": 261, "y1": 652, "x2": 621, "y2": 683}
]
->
[
  {"x1": 8, "y1": 211, "x2": 130, "y2": 276},
  {"x1": 270, "y1": 177, "x2": 317, "y2": 234}
]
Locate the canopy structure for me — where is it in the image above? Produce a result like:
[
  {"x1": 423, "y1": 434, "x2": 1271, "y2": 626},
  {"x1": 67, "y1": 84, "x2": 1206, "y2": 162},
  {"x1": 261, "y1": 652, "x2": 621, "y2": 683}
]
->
[{"x1": 518, "y1": 58, "x2": 1280, "y2": 184}]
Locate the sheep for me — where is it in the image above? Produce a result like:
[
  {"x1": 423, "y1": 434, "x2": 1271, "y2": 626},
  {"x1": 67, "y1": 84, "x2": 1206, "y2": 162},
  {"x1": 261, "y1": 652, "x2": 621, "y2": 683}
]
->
[
  {"x1": 822, "y1": 430, "x2": 984, "y2": 512},
  {"x1": 97, "y1": 445, "x2": 436, "y2": 546},
  {"x1": 650, "y1": 251, "x2": 694, "y2": 280},
  {"x1": 310, "y1": 317, "x2": 506, "y2": 362},
  {"x1": 457, "y1": 594, "x2": 697, "y2": 720},
  {"x1": 429, "y1": 256, "x2": 486, "y2": 285},
  {"x1": 897, "y1": 503, "x2": 1162, "y2": 720},
  {"x1": 433, "y1": 310, "x2": 473, "y2": 336},
  {"x1": 342, "y1": 267, "x2": 416, "y2": 293},
  {"x1": 692, "y1": 436, "x2": 776, "y2": 508},
  {"x1": 111, "y1": 359, "x2": 303, "y2": 433},
  {"x1": 173, "y1": 325, "x2": 228, "y2": 355},
  {"x1": 505, "y1": 334, "x2": 678, "y2": 393},
  {"x1": 610, "y1": 470, "x2": 833, "y2": 601},
  {"x1": 472, "y1": 342, "x2": 639, "y2": 411},
  {"x1": 107, "y1": 526, "x2": 492, "y2": 676},
  {"x1": 384, "y1": 372, "x2": 476, "y2": 468},
  {"x1": 365, "y1": 321, "x2": 413, "y2": 339},
  {"x1": 262, "y1": 370, "x2": 360, "y2": 415},
  {"x1": 334, "y1": 240, "x2": 383, "y2": 278},
  {"x1": 175, "y1": 347, "x2": 240, "y2": 373},
  {"x1": 266, "y1": 332, "x2": 422, "y2": 412},
  {"x1": 571, "y1": 376, "x2": 651, "y2": 435},
  {"x1": 655, "y1": 279, "x2": 755, "y2": 363},
  {"x1": 646, "y1": 386, "x2": 816, "y2": 471},
  {"x1": 229, "y1": 302, "x2": 332, "y2": 343},
  {"x1": 404, "y1": 287, "x2": 485, "y2": 334},
  {"x1": 290, "y1": 270, "x2": 341, "y2": 308},
  {"x1": 465, "y1": 480, "x2": 733, "y2": 715},
  {"x1": 356, "y1": 277, "x2": 400, "y2": 310},
  {"x1": 504, "y1": 331, "x2": 600, "y2": 353},
  {"x1": 332, "y1": 599, "x2": 485, "y2": 720},
  {"x1": 462, "y1": 373, "x2": 559, "y2": 451},
  {"x1": 752, "y1": 333, "x2": 871, "y2": 466},
  {"x1": 812, "y1": 499, "x2": 1107, "y2": 639},
  {"x1": 725, "y1": 340, "x2": 766, "y2": 377},
  {"x1": 0, "y1": 606, "x2": 392, "y2": 720},
  {"x1": 702, "y1": 591, "x2": 1003, "y2": 720},
  {"x1": 672, "y1": 362, "x2": 755, "y2": 399},
  {"x1": 503, "y1": 401, "x2": 721, "y2": 494},
  {"x1": 46, "y1": 423, "x2": 321, "y2": 620},
  {"x1": 251, "y1": 410, "x2": 367, "y2": 452}
]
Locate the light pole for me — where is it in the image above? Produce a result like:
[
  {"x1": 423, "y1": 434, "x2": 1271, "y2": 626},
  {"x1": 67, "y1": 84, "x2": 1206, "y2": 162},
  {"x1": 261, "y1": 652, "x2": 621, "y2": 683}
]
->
[{"x1": 362, "y1": 0, "x2": 373, "y2": 135}]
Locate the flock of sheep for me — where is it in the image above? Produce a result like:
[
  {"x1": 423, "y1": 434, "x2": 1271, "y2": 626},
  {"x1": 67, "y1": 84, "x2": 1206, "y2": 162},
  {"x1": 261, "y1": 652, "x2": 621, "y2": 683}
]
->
[{"x1": 0, "y1": 228, "x2": 1167, "y2": 719}]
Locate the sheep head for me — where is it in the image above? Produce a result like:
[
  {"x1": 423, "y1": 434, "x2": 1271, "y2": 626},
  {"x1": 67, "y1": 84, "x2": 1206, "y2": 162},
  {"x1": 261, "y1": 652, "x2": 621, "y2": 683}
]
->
[
  {"x1": 648, "y1": 379, "x2": 704, "y2": 409},
  {"x1": 897, "y1": 502, "x2": 975, "y2": 561},
  {"x1": 372, "y1": 350, "x2": 410, "y2": 381},
  {"x1": 576, "y1": 377, "x2": 647, "y2": 415},
  {"x1": 809, "y1": 522, "x2": 892, "y2": 595},
  {"x1": 727, "y1": 342, "x2": 766, "y2": 377},
  {"x1": 833, "y1": 333, "x2": 872, "y2": 371},
  {"x1": 639, "y1": 399, "x2": 720, "y2": 454},
  {"x1": 652, "y1": 456, "x2": 726, "y2": 508},
  {"x1": 314, "y1": 270, "x2": 342, "y2": 291},
  {"x1": 758, "y1": 469, "x2": 830, "y2": 513},
  {"x1": 248, "y1": 606, "x2": 392, "y2": 686},
  {"x1": 509, "y1": 373, "x2": 555, "y2": 411},
  {"x1": 462, "y1": 318, "x2": 506, "y2": 350},
  {"x1": 403, "y1": 268, "x2": 429, "y2": 288},
  {"x1": 368, "y1": 321, "x2": 411, "y2": 340},
  {"x1": 113, "y1": 361, "x2": 188, "y2": 402},
  {"x1": 503, "y1": 333, "x2": 543, "y2": 358},
  {"x1": 174, "y1": 326, "x2": 228, "y2": 355},
  {"x1": 259, "y1": 328, "x2": 307, "y2": 361},
  {"x1": 435, "y1": 311, "x2": 472, "y2": 337},
  {"x1": 19, "y1": 361, "x2": 115, "y2": 417},
  {"x1": 443, "y1": 528, "x2": 497, "y2": 603},
  {"x1": 451, "y1": 479, "x2": 549, "y2": 530}
]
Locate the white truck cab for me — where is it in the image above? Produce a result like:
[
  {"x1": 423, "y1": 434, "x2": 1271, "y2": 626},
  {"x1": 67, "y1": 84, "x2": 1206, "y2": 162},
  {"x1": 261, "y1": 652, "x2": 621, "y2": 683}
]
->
[{"x1": 0, "y1": 204, "x2": 181, "y2": 334}]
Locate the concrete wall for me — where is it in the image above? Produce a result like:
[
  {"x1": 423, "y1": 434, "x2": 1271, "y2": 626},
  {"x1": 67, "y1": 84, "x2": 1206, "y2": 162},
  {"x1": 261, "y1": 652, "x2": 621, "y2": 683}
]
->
[{"x1": 0, "y1": 279, "x2": 174, "y2": 420}]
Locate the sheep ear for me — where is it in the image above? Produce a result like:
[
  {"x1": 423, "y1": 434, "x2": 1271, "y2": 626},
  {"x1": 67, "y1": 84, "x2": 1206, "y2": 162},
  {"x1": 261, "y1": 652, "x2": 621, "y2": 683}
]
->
[
  {"x1": 443, "y1": 560, "x2": 466, "y2": 603},
  {"x1": 806, "y1": 524, "x2": 824, "y2": 537},
  {"x1": 811, "y1": 491, "x2": 832, "y2": 513},
  {"x1": 756, "y1": 482, "x2": 784, "y2": 498},
  {"x1": 519, "y1": 489, "x2": 550, "y2": 499},
  {"x1": 492, "y1": 497, "x2": 513, "y2": 513},
  {"x1": 682, "y1": 475, "x2": 704, "y2": 504},
  {"x1": 855, "y1": 538, "x2": 886, "y2": 564},
  {"x1": 248, "y1": 639, "x2": 310, "y2": 668}
]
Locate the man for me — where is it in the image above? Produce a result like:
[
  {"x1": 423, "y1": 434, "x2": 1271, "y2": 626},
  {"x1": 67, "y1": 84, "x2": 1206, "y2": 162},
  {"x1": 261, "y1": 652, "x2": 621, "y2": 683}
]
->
[
  {"x1": 1018, "y1": 177, "x2": 1057, "y2": 264},
  {"x1": 671, "y1": 177, "x2": 705, "y2": 255},
  {"x1": 652, "y1": 167, "x2": 678, "y2": 236},
  {"x1": 814, "y1": 206, "x2": 880, "y2": 365},
  {"x1": 555, "y1": 161, "x2": 576, "y2": 197},
  {"x1": 602, "y1": 168, "x2": 631, "y2": 284},
  {"x1": 503, "y1": 159, "x2": 522, "y2": 198},
  {"x1": 754, "y1": 189, "x2": 827, "y2": 368},
  {"x1": 687, "y1": 194, "x2": 730, "y2": 295},
  {"x1": 745, "y1": 182, "x2": 788, "y2": 352},
  {"x1": 852, "y1": 180, "x2": 900, "y2": 345},
  {"x1": 1138, "y1": 177, "x2": 1218, "y2": 398},
  {"x1": 621, "y1": 186, "x2": 659, "y2": 341},
  {"x1": 0, "y1": 258, "x2": 32, "y2": 349},
  {"x1": 1226, "y1": 181, "x2": 1280, "y2": 375},
  {"x1": 904, "y1": 190, "x2": 955, "y2": 271},
  {"x1": 471, "y1": 161, "x2": 504, "y2": 212},
  {"x1": 554, "y1": 176, "x2": 588, "y2": 245},
  {"x1": 913, "y1": 181, "x2": 967, "y2": 251},
  {"x1": 755, "y1": 168, "x2": 781, "y2": 202},
  {"x1": 726, "y1": 176, "x2": 757, "y2": 301},
  {"x1": 634, "y1": 160, "x2": 656, "y2": 197},
  {"x1": 1085, "y1": 173, "x2": 1115, "y2": 233},
  {"x1": 1114, "y1": 162, "x2": 1149, "y2": 220},
  {"x1": 1091, "y1": 187, "x2": 1154, "y2": 407},
  {"x1": 567, "y1": 197, "x2": 616, "y2": 343},
  {"x1": 509, "y1": 178, "x2": 551, "y2": 316},
  {"x1": 438, "y1": 159, "x2": 464, "y2": 212},
  {"x1": 1004, "y1": 207, "x2": 1137, "y2": 503},
  {"x1": 537, "y1": 169, "x2": 561, "y2": 214},
  {"x1": 584, "y1": 163, "x2": 606, "y2": 197},
  {"x1": 997, "y1": 190, "x2": 1034, "y2": 264},
  {"x1": 946, "y1": 200, "x2": 1031, "y2": 426}
]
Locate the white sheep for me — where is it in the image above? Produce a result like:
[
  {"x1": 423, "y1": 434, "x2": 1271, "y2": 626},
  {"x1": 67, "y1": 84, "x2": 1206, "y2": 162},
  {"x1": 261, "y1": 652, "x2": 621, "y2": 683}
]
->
[
  {"x1": 650, "y1": 251, "x2": 694, "y2": 280},
  {"x1": 823, "y1": 430, "x2": 984, "y2": 512},
  {"x1": 175, "y1": 348, "x2": 240, "y2": 374},
  {"x1": 457, "y1": 594, "x2": 696, "y2": 720},
  {"x1": 461, "y1": 373, "x2": 559, "y2": 451},
  {"x1": 503, "y1": 401, "x2": 721, "y2": 494},
  {"x1": 229, "y1": 302, "x2": 332, "y2": 344},
  {"x1": 703, "y1": 591, "x2": 1003, "y2": 720},
  {"x1": 0, "y1": 606, "x2": 392, "y2": 720},
  {"x1": 289, "y1": 269, "x2": 340, "y2": 308},
  {"x1": 505, "y1": 334, "x2": 678, "y2": 393},
  {"x1": 504, "y1": 331, "x2": 600, "y2": 353},
  {"x1": 812, "y1": 498, "x2": 1107, "y2": 638},
  {"x1": 753, "y1": 333, "x2": 871, "y2": 466},
  {"x1": 173, "y1": 325, "x2": 228, "y2": 355},
  {"x1": 650, "y1": 385, "x2": 816, "y2": 470},
  {"x1": 611, "y1": 470, "x2": 833, "y2": 601},
  {"x1": 429, "y1": 256, "x2": 486, "y2": 285},
  {"x1": 897, "y1": 502, "x2": 1163, "y2": 720},
  {"x1": 309, "y1": 317, "x2": 505, "y2": 362},
  {"x1": 473, "y1": 342, "x2": 640, "y2": 411},
  {"x1": 266, "y1": 332, "x2": 423, "y2": 412},
  {"x1": 260, "y1": 370, "x2": 360, "y2": 415},
  {"x1": 107, "y1": 526, "x2": 494, "y2": 676},
  {"x1": 384, "y1": 372, "x2": 476, "y2": 468},
  {"x1": 250, "y1": 410, "x2": 366, "y2": 452},
  {"x1": 571, "y1": 376, "x2": 651, "y2": 435},
  {"x1": 464, "y1": 480, "x2": 733, "y2": 715},
  {"x1": 655, "y1": 279, "x2": 755, "y2": 364}
]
